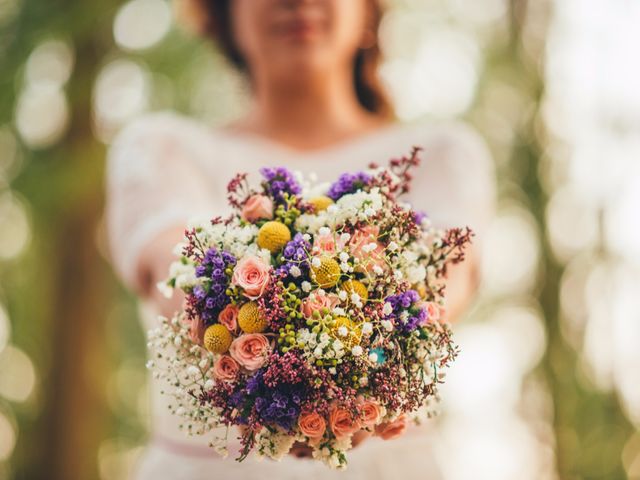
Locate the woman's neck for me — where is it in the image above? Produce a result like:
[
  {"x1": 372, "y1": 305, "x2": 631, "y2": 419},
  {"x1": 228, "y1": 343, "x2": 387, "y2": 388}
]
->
[{"x1": 231, "y1": 68, "x2": 389, "y2": 151}]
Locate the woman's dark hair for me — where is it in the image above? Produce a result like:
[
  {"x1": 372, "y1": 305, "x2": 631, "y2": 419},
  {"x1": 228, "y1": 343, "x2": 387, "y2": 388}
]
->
[{"x1": 194, "y1": 0, "x2": 393, "y2": 118}]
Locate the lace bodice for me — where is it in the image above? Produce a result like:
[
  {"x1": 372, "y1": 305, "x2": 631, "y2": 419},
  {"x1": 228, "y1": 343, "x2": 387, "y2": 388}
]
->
[{"x1": 103, "y1": 110, "x2": 496, "y2": 479}]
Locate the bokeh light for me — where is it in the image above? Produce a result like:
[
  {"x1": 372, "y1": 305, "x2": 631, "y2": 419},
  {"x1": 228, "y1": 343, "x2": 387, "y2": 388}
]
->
[
  {"x1": 0, "y1": 344, "x2": 36, "y2": 403},
  {"x1": 0, "y1": 304, "x2": 10, "y2": 355},
  {"x1": 0, "y1": 411, "x2": 17, "y2": 462},
  {"x1": 0, "y1": 191, "x2": 31, "y2": 261},
  {"x1": 93, "y1": 59, "x2": 151, "y2": 139},
  {"x1": 481, "y1": 205, "x2": 540, "y2": 297},
  {"x1": 15, "y1": 84, "x2": 69, "y2": 149},
  {"x1": 113, "y1": 0, "x2": 172, "y2": 51}
]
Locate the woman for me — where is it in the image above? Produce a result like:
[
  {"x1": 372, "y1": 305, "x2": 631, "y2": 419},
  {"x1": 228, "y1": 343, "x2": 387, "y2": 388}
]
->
[{"x1": 105, "y1": 0, "x2": 495, "y2": 478}]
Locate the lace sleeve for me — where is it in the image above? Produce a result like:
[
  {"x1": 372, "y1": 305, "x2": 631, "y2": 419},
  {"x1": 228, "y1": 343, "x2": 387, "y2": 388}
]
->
[
  {"x1": 104, "y1": 112, "x2": 216, "y2": 290},
  {"x1": 407, "y1": 122, "x2": 497, "y2": 244}
]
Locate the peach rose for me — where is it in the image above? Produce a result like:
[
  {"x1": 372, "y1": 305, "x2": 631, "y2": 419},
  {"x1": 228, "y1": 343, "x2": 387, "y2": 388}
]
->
[
  {"x1": 424, "y1": 301, "x2": 441, "y2": 324},
  {"x1": 301, "y1": 292, "x2": 339, "y2": 319},
  {"x1": 212, "y1": 355, "x2": 239, "y2": 381},
  {"x1": 241, "y1": 195, "x2": 274, "y2": 223},
  {"x1": 359, "y1": 400, "x2": 383, "y2": 428},
  {"x1": 313, "y1": 233, "x2": 336, "y2": 255},
  {"x1": 349, "y1": 226, "x2": 386, "y2": 273},
  {"x1": 189, "y1": 317, "x2": 205, "y2": 345},
  {"x1": 232, "y1": 255, "x2": 271, "y2": 299},
  {"x1": 375, "y1": 414, "x2": 407, "y2": 440},
  {"x1": 298, "y1": 412, "x2": 327, "y2": 440},
  {"x1": 218, "y1": 304, "x2": 239, "y2": 331},
  {"x1": 229, "y1": 333, "x2": 270, "y2": 371},
  {"x1": 329, "y1": 406, "x2": 361, "y2": 440}
]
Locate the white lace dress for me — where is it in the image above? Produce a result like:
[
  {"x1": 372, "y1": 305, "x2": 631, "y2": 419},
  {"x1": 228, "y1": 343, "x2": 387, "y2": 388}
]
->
[{"x1": 104, "y1": 111, "x2": 496, "y2": 480}]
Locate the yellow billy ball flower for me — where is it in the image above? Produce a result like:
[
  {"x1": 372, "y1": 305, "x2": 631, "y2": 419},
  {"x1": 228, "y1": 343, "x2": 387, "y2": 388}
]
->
[
  {"x1": 203, "y1": 324, "x2": 232, "y2": 354},
  {"x1": 238, "y1": 302, "x2": 268, "y2": 333},
  {"x1": 257, "y1": 221, "x2": 291, "y2": 253},
  {"x1": 342, "y1": 279, "x2": 369, "y2": 302},
  {"x1": 330, "y1": 317, "x2": 361, "y2": 349},
  {"x1": 311, "y1": 257, "x2": 341, "y2": 288},
  {"x1": 308, "y1": 196, "x2": 334, "y2": 212}
]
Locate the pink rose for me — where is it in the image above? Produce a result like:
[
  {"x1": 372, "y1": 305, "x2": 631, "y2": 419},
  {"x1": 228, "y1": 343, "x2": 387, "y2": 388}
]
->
[
  {"x1": 375, "y1": 414, "x2": 407, "y2": 440},
  {"x1": 212, "y1": 355, "x2": 240, "y2": 381},
  {"x1": 313, "y1": 233, "x2": 336, "y2": 255},
  {"x1": 218, "y1": 304, "x2": 239, "y2": 331},
  {"x1": 301, "y1": 292, "x2": 339, "y2": 319},
  {"x1": 241, "y1": 195, "x2": 274, "y2": 223},
  {"x1": 298, "y1": 412, "x2": 327, "y2": 440},
  {"x1": 232, "y1": 256, "x2": 271, "y2": 299},
  {"x1": 229, "y1": 333, "x2": 270, "y2": 371},
  {"x1": 189, "y1": 317, "x2": 205, "y2": 345},
  {"x1": 349, "y1": 226, "x2": 386, "y2": 273},
  {"x1": 329, "y1": 406, "x2": 361, "y2": 440},
  {"x1": 359, "y1": 400, "x2": 383, "y2": 428},
  {"x1": 424, "y1": 301, "x2": 441, "y2": 324}
]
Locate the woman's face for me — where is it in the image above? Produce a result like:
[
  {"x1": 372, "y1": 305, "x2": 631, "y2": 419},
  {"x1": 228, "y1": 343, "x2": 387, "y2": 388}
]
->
[{"x1": 231, "y1": 0, "x2": 371, "y2": 80}]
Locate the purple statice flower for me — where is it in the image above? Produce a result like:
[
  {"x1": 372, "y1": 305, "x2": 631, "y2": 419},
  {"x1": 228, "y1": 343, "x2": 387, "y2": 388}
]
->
[
  {"x1": 384, "y1": 289, "x2": 426, "y2": 332},
  {"x1": 277, "y1": 233, "x2": 311, "y2": 278},
  {"x1": 260, "y1": 167, "x2": 301, "y2": 204},
  {"x1": 244, "y1": 369, "x2": 303, "y2": 431},
  {"x1": 413, "y1": 210, "x2": 428, "y2": 225},
  {"x1": 327, "y1": 171, "x2": 372, "y2": 200},
  {"x1": 193, "y1": 247, "x2": 236, "y2": 322}
]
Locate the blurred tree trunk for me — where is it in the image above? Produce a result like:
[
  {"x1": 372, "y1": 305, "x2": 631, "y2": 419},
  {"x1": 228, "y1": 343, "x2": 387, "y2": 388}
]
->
[
  {"x1": 1, "y1": 1, "x2": 120, "y2": 479},
  {"x1": 505, "y1": 1, "x2": 633, "y2": 478}
]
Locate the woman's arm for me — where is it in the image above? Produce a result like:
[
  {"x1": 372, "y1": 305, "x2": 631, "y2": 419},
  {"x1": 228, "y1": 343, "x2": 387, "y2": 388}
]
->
[
  {"x1": 441, "y1": 245, "x2": 480, "y2": 323},
  {"x1": 134, "y1": 225, "x2": 187, "y2": 319}
]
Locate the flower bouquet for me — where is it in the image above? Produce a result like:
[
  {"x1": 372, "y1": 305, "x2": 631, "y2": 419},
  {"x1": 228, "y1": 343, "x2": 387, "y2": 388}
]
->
[{"x1": 149, "y1": 147, "x2": 473, "y2": 468}]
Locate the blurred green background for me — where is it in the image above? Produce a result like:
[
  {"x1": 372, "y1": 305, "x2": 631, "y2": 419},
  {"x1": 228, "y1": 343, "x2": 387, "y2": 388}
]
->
[{"x1": 1, "y1": 0, "x2": 639, "y2": 479}]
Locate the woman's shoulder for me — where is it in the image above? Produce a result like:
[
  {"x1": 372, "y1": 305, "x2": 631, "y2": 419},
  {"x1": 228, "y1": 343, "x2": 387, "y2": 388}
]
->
[{"x1": 396, "y1": 120, "x2": 491, "y2": 161}]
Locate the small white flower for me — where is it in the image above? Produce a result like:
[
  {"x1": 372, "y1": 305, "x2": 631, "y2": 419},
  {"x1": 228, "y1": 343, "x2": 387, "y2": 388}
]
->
[
  {"x1": 333, "y1": 339, "x2": 344, "y2": 351},
  {"x1": 301, "y1": 281, "x2": 312, "y2": 292},
  {"x1": 362, "y1": 322, "x2": 373, "y2": 335},
  {"x1": 387, "y1": 241, "x2": 398, "y2": 251},
  {"x1": 311, "y1": 257, "x2": 322, "y2": 268},
  {"x1": 337, "y1": 326, "x2": 348, "y2": 337},
  {"x1": 359, "y1": 376, "x2": 369, "y2": 387},
  {"x1": 302, "y1": 233, "x2": 312, "y2": 242},
  {"x1": 383, "y1": 302, "x2": 393, "y2": 315},
  {"x1": 290, "y1": 265, "x2": 302, "y2": 277},
  {"x1": 364, "y1": 207, "x2": 375, "y2": 217},
  {"x1": 313, "y1": 347, "x2": 323, "y2": 358},
  {"x1": 340, "y1": 232, "x2": 351, "y2": 243},
  {"x1": 351, "y1": 345, "x2": 363, "y2": 356},
  {"x1": 156, "y1": 281, "x2": 174, "y2": 298},
  {"x1": 340, "y1": 262, "x2": 350, "y2": 272},
  {"x1": 329, "y1": 367, "x2": 337, "y2": 374},
  {"x1": 318, "y1": 226, "x2": 330, "y2": 236},
  {"x1": 381, "y1": 320, "x2": 394, "y2": 332},
  {"x1": 350, "y1": 293, "x2": 360, "y2": 302},
  {"x1": 372, "y1": 265, "x2": 384, "y2": 275},
  {"x1": 338, "y1": 290, "x2": 348, "y2": 301},
  {"x1": 339, "y1": 251, "x2": 349, "y2": 262},
  {"x1": 368, "y1": 352, "x2": 378, "y2": 362}
]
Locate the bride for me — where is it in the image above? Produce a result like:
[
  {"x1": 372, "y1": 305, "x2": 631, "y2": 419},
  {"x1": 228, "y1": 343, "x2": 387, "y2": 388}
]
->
[{"x1": 105, "y1": 0, "x2": 495, "y2": 478}]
